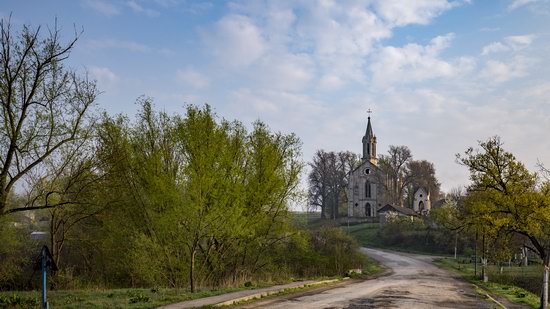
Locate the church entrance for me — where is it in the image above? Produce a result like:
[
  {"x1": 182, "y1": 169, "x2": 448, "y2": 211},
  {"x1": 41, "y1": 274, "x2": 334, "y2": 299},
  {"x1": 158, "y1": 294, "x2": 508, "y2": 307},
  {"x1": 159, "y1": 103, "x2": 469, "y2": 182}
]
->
[
  {"x1": 365, "y1": 203, "x2": 371, "y2": 217},
  {"x1": 419, "y1": 201, "x2": 424, "y2": 212}
]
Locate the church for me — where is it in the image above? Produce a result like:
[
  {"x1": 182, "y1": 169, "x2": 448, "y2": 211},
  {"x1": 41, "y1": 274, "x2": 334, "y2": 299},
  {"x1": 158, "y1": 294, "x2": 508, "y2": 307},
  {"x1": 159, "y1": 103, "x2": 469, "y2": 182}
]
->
[{"x1": 347, "y1": 115, "x2": 431, "y2": 218}]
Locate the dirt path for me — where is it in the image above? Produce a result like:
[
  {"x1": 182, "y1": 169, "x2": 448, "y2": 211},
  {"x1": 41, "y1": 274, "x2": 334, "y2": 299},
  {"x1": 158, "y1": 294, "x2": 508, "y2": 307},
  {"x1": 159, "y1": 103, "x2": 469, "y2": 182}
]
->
[{"x1": 238, "y1": 248, "x2": 498, "y2": 308}]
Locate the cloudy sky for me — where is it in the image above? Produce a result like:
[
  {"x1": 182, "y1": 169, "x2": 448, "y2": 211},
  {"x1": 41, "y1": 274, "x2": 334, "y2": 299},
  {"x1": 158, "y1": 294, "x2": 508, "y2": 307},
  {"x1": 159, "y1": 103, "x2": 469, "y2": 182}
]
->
[{"x1": 3, "y1": 0, "x2": 550, "y2": 193}]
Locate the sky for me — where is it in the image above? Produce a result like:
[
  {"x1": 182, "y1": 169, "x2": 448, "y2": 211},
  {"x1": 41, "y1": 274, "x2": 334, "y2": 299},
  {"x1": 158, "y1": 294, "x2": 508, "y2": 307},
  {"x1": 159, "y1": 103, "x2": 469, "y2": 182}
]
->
[{"x1": 2, "y1": 0, "x2": 550, "y2": 195}]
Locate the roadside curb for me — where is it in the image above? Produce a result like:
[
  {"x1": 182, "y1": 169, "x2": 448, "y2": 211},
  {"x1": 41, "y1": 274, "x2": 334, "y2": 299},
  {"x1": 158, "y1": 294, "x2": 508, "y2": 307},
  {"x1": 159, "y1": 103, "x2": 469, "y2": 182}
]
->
[{"x1": 214, "y1": 278, "x2": 348, "y2": 307}]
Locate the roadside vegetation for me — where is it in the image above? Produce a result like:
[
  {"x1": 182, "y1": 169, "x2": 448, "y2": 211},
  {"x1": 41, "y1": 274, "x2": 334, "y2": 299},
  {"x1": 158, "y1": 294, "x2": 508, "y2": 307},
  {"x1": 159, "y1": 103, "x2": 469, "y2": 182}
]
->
[
  {"x1": 0, "y1": 17, "x2": 380, "y2": 308},
  {"x1": 435, "y1": 257, "x2": 539, "y2": 308},
  {"x1": 345, "y1": 220, "x2": 469, "y2": 256},
  {"x1": 0, "y1": 286, "x2": 253, "y2": 309}
]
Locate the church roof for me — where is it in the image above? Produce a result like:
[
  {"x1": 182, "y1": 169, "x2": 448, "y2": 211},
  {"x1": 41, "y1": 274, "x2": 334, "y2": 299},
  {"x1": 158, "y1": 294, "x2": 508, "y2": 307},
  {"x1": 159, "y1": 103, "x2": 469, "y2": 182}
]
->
[
  {"x1": 365, "y1": 116, "x2": 374, "y2": 139},
  {"x1": 378, "y1": 204, "x2": 418, "y2": 216},
  {"x1": 349, "y1": 158, "x2": 383, "y2": 175}
]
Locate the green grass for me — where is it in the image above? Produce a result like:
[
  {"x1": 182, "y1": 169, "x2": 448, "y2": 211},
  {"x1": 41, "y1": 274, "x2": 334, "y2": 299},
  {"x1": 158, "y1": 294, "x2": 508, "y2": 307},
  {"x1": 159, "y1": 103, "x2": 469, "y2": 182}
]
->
[
  {"x1": 343, "y1": 222, "x2": 452, "y2": 256},
  {"x1": 360, "y1": 254, "x2": 386, "y2": 277},
  {"x1": 289, "y1": 211, "x2": 325, "y2": 230},
  {"x1": 0, "y1": 286, "x2": 261, "y2": 309},
  {"x1": 435, "y1": 257, "x2": 540, "y2": 308}
]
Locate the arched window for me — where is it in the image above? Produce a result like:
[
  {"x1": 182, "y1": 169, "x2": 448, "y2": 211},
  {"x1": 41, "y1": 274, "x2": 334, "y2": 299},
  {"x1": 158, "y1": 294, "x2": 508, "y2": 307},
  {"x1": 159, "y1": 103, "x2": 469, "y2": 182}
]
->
[
  {"x1": 366, "y1": 203, "x2": 371, "y2": 217},
  {"x1": 365, "y1": 181, "x2": 371, "y2": 198},
  {"x1": 419, "y1": 201, "x2": 424, "y2": 211}
]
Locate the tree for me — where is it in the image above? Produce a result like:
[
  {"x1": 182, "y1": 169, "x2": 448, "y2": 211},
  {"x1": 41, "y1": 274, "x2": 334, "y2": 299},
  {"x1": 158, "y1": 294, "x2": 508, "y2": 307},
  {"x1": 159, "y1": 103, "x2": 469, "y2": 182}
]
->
[
  {"x1": 457, "y1": 136, "x2": 550, "y2": 308},
  {"x1": 92, "y1": 101, "x2": 304, "y2": 291},
  {"x1": 0, "y1": 18, "x2": 98, "y2": 216},
  {"x1": 308, "y1": 150, "x2": 359, "y2": 219},
  {"x1": 405, "y1": 160, "x2": 441, "y2": 206},
  {"x1": 377, "y1": 145, "x2": 413, "y2": 206}
]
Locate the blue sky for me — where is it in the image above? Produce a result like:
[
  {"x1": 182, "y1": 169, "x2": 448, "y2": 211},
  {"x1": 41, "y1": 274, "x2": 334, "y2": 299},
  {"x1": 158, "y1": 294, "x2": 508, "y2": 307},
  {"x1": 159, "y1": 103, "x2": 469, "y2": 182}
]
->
[{"x1": 3, "y1": 0, "x2": 550, "y2": 195}]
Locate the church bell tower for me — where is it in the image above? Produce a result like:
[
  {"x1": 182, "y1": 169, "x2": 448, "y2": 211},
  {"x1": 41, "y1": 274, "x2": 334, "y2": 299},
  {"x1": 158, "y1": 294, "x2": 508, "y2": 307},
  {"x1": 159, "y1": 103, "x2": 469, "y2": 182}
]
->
[{"x1": 362, "y1": 114, "x2": 377, "y2": 165}]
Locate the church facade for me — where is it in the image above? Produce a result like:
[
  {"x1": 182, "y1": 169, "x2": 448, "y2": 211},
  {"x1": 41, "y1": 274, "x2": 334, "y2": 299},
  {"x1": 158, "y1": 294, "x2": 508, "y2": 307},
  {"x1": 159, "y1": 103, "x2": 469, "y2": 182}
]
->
[
  {"x1": 347, "y1": 116, "x2": 385, "y2": 218},
  {"x1": 347, "y1": 116, "x2": 433, "y2": 218}
]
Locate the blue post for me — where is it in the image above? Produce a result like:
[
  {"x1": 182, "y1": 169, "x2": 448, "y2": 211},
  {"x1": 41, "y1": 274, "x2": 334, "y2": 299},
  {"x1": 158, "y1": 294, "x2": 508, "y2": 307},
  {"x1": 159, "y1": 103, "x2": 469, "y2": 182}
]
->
[{"x1": 41, "y1": 249, "x2": 47, "y2": 309}]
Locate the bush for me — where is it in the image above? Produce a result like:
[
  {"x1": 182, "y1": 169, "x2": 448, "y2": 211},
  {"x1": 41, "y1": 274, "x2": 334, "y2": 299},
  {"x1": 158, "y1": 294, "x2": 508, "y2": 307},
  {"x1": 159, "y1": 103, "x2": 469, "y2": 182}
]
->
[
  {"x1": 128, "y1": 292, "x2": 150, "y2": 304},
  {"x1": 0, "y1": 294, "x2": 39, "y2": 307},
  {"x1": 0, "y1": 215, "x2": 36, "y2": 290},
  {"x1": 311, "y1": 225, "x2": 366, "y2": 275}
]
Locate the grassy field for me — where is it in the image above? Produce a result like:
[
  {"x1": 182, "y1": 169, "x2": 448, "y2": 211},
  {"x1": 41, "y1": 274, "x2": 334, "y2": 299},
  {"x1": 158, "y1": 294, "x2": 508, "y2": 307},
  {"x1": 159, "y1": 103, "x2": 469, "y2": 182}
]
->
[
  {"x1": 0, "y1": 285, "x2": 262, "y2": 309},
  {"x1": 343, "y1": 222, "x2": 453, "y2": 256},
  {"x1": 435, "y1": 257, "x2": 541, "y2": 308},
  {"x1": 289, "y1": 211, "x2": 323, "y2": 229}
]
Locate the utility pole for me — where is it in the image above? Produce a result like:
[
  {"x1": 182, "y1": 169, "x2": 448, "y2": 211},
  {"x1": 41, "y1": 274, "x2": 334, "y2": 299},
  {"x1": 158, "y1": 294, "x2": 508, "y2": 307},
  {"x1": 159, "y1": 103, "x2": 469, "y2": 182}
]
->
[
  {"x1": 482, "y1": 232, "x2": 488, "y2": 282},
  {"x1": 454, "y1": 231, "x2": 458, "y2": 260},
  {"x1": 474, "y1": 232, "x2": 478, "y2": 277}
]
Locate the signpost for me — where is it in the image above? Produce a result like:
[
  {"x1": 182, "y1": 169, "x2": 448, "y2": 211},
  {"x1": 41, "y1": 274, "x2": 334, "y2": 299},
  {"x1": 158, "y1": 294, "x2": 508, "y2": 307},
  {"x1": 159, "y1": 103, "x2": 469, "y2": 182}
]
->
[{"x1": 35, "y1": 246, "x2": 58, "y2": 309}]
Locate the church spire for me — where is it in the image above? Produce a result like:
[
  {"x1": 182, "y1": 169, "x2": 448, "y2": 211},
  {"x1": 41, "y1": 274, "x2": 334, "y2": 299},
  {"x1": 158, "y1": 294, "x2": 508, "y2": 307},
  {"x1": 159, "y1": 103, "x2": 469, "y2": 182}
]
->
[
  {"x1": 365, "y1": 116, "x2": 373, "y2": 139},
  {"x1": 362, "y1": 110, "x2": 377, "y2": 165}
]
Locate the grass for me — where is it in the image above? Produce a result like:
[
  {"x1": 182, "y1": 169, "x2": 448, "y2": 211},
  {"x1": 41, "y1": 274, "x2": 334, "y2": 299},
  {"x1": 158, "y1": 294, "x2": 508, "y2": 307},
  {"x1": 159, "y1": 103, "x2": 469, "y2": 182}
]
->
[
  {"x1": 0, "y1": 266, "x2": 386, "y2": 309},
  {"x1": 435, "y1": 257, "x2": 540, "y2": 308},
  {"x1": 0, "y1": 285, "x2": 262, "y2": 309},
  {"x1": 227, "y1": 256, "x2": 387, "y2": 308},
  {"x1": 289, "y1": 211, "x2": 324, "y2": 229},
  {"x1": 360, "y1": 254, "x2": 386, "y2": 277},
  {"x1": 343, "y1": 222, "x2": 453, "y2": 256}
]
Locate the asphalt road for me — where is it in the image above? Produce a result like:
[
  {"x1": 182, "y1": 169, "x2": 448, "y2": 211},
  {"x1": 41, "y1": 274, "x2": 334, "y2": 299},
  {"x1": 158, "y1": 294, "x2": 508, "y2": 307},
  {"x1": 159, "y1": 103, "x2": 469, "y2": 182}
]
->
[{"x1": 238, "y1": 248, "x2": 496, "y2": 309}]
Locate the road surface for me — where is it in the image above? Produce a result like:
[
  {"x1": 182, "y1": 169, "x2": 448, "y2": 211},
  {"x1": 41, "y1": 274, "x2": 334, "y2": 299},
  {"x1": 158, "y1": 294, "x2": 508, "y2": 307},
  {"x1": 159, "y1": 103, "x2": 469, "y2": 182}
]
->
[{"x1": 238, "y1": 248, "x2": 497, "y2": 309}]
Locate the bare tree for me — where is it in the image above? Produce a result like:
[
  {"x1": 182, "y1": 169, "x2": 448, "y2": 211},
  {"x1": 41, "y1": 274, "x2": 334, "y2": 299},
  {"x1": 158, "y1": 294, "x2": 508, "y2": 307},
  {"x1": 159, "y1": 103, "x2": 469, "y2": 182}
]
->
[
  {"x1": 0, "y1": 17, "x2": 98, "y2": 216},
  {"x1": 405, "y1": 159, "x2": 441, "y2": 205},
  {"x1": 308, "y1": 150, "x2": 359, "y2": 219},
  {"x1": 377, "y1": 145, "x2": 412, "y2": 206}
]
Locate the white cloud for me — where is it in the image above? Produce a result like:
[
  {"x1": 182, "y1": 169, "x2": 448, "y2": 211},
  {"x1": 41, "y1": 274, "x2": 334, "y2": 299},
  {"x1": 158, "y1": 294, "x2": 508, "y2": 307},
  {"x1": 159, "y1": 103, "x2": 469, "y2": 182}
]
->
[
  {"x1": 87, "y1": 39, "x2": 173, "y2": 55},
  {"x1": 319, "y1": 74, "x2": 345, "y2": 91},
  {"x1": 126, "y1": 1, "x2": 160, "y2": 17},
  {"x1": 88, "y1": 39, "x2": 150, "y2": 52},
  {"x1": 373, "y1": 0, "x2": 461, "y2": 26},
  {"x1": 252, "y1": 53, "x2": 315, "y2": 92},
  {"x1": 199, "y1": 1, "x2": 465, "y2": 90},
  {"x1": 507, "y1": 0, "x2": 539, "y2": 11},
  {"x1": 83, "y1": 0, "x2": 120, "y2": 16},
  {"x1": 201, "y1": 14, "x2": 266, "y2": 67},
  {"x1": 505, "y1": 35, "x2": 535, "y2": 49},
  {"x1": 481, "y1": 34, "x2": 534, "y2": 55},
  {"x1": 89, "y1": 66, "x2": 118, "y2": 88},
  {"x1": 480, "y1": 56, "x2": 531, "y2": 83},
  {"x1": 176, "y1": 69, "x2": 209, "y2": 89},
  {"x1": 370, "y1": 33, "x2": 458, "y2": 87},
  {"x1": 481, "y1": 42, "x2": 509, "y2": 55}
]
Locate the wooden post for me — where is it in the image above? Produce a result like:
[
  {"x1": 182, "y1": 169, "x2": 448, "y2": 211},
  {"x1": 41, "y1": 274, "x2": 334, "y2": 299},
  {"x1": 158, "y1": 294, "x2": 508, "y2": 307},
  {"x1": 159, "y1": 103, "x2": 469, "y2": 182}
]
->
[{"x1": 543, "y1": 264, "x2": 549, "y2": 309}]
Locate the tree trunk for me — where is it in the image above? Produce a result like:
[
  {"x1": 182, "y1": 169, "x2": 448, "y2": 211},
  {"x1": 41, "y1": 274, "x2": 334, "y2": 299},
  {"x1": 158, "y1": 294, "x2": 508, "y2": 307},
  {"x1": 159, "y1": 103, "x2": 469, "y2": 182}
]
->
[
  {"x1": 0, "y1": 181, "x2": 6, "y2": 215},
  {"x1": 321, "y1": 196, "x2": 326, "y2": 219},
  {"x1": 189, "y1": 246, "x2": 197, "y2": 293}
]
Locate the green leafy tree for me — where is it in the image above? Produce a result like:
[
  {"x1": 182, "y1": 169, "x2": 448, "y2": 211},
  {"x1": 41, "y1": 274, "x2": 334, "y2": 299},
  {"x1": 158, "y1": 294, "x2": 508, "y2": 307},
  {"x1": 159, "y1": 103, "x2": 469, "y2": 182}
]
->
[{"x1": 457, "y1": 136, "x2": 550, "y2": 308}]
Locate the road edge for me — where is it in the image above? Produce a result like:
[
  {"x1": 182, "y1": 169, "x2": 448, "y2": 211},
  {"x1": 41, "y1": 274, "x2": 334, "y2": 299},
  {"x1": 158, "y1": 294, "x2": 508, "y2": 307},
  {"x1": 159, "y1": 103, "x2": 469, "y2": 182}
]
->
[{"x1": 214, "y1": 278, "x2": 347, "y2": 307}]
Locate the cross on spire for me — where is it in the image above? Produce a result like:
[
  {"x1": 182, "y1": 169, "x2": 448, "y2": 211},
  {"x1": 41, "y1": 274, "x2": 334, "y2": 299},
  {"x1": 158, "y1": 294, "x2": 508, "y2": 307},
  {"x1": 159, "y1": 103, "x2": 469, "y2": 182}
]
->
[{"x1": 367, "y1": 108, "x2": 372, "y2": 118}]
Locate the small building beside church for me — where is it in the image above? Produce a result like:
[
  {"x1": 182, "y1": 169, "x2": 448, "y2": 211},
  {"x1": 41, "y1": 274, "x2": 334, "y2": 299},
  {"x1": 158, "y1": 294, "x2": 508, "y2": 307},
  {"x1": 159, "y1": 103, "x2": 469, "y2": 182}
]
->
[
  {"x1": 413, "y1": 187, "x2": 431, "y2": 215},
  {"x1": 378, "y1": 204, "x2": 418, "y2": 225}
]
